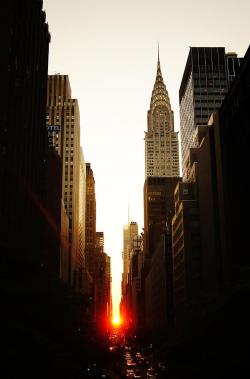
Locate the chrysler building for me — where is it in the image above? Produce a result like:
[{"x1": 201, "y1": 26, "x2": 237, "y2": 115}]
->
[{"x1": 145, "y1": 51, "x2": 180, "y2": 177}]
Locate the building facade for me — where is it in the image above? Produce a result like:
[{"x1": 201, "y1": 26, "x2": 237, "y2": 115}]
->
[
  {"x1": 122, "y1": 221, "x2": 139, "y2": 287},
  {"x1": 143, "y1": 176, "x2": 181, "y2": 332},
  {"x1": 172, "y1": 181, "x2": 200, "y2": 329},
  {"x1": 143, "y1": 177, "x2": 181, "y2": 260},
  {"x1": 179, "y1": 47, "x2": 241, "y2": 179},
  {"x1": 145, "y1": 229, "x2": 173, "y2": 331},
  {"x1": 216, "y1": 45, "x2": 250, "y2": 274},
  {"x1": 46, "y1": 75, "x2": 81, "y2": 288}
]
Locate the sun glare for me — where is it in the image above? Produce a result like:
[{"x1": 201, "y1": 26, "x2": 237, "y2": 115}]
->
[{"x1": 112, "y1": 315, "x2": 121, "y2": 327}]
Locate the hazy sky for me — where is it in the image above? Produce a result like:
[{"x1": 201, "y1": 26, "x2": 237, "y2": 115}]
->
[{"x1": 43, "y1": 0, "x2": 250, "y2": 316}]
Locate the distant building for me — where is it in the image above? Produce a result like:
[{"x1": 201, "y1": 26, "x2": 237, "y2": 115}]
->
[
  {"x1": 145, "y1": 52, "x2": 180, "y2": 178},
  {"x1": 179, "y1": 47, "x2": 242, "y2": 179},
  {"x1": 105, "y1": 254, "x2": 112, "y2": 321},
  {"x1": 85, "y1": 164, "x2": 109, "y2": 322},
  {"x1": 78, "y1": 148, "x2": 86, "y2": 291},
  {"x1": 122, "y1": 222, "x2": 139, "y2": 285},
  {"x1": 129, "y1": 235, "x2": 143, "y2": 330},
  {"x1": 121, "y1": 221, "x2": 139, "y2": 322},
  {"x1": 85, "y1": 163, "x2": 96, "y2": 279},
  {"x1": 93, "y1": 232, "x2": 111, "y2": 326}
]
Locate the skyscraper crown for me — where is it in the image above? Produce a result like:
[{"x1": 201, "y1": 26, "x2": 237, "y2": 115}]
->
[{"x1": 150, "y1": 48, "x2": 171, "y2": 112}]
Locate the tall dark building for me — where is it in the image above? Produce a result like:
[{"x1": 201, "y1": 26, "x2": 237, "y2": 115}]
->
[
  {"x1": 0, "y1": 1, "x2": 50, "y2": 258},
  {"x1": 85, "y1": 163, "x2": 96, "y2": 279},
  {"x1": 143, "y1": 176, "x2": 181, "y2": 261},
  {"x1": 179, "y1": 47, "x2": 241, "y2": 179},
  {"x1": 143, "y1": 177, "x2": 181, "y2": 331},
  {"x1": 145, "y1": 227, "x2": 173, "y2": 331},
  {"x1": 216, "y1": 45, "x2": 250, "y2": 274}
]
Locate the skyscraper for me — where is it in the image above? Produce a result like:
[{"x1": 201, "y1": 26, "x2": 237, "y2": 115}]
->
[
  {"x1": 121, "y1": 221, "x2": 139, "y2": 319},
  {"x1": 96, "y1": 232, "x2": 104, "y2": 252},
  {"x1": 217, "y1": 45, "x2": 250, "y2": 271},
  {"x1": 78, "y1": 148, "x2": 86, "y2": 290},
  {"x1": 94, "y1": 232, "x2": 111, "y2": 324},
  {"x1": 46, "y1": 75, "x2": 81, "y2": 288},
  {"x1": 179, "y1": 47, "x2": 241, "y2": 179},
  {"x1": 122, "y1": 221, "x2": 139, "y2": 283},
  {"x1": 104, "y1": 254, "x2": 112, "y2": 321},
  {"x1": 144, "y1": 177, "x2": 181, "y2": 260},
  {"x1": 85, "y1": 163, "x2": 96, "y2": 279},
  {"x1": 0, "y1": 0, "x2": 50, "y2": 256},
  {"x1": 145, "y1": 51, "x2": 180, "y2": 178}
]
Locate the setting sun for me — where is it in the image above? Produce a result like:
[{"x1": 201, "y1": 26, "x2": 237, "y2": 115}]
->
[{"x1": 112, "y1": 315, "x2": 122, "y2": 327}]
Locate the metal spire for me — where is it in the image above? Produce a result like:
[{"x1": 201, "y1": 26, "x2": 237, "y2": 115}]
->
[
  {"x1": 158, "y1": 41, "x2": 160, "y2": 65},
  {"x1": 150, "y1": 42, "x2": 171, "y2": 111},
  {"x1": 157, "y1": 41, "x2": 162, "y2": 76}
]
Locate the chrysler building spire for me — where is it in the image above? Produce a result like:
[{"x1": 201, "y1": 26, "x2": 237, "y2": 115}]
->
[
  {"x1": 150, "y1": 47, "x2": 171, "y2": 117},
  {"x1": 145, "y1": 50, "x2": 180, "y2": 178},
  {"x1": 157, "y1": 41, "x2": 162, "y2": 77}
]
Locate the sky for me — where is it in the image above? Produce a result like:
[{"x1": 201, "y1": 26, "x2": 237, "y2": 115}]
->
[{"x1": 43, "y1": 0, "x2": 250, "y2": 316}]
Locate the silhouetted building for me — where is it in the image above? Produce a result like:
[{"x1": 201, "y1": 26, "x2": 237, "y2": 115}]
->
[
  {"x1": 172, "y1": 101, "x2": 247, "y2": 330},
  {"x1": 121, "y1": 221, "x2": 138, "y2": 321},
  {"x1": 143, "y1": 176, "x2": 181, "y2": 333},
  {"x1": 0, "y1": 1, "x2": 50, "y2": 261},
  {"x1": 60, "y1": 200, "x2": 70, "y2": 282},
  {"x1": 44, "y1": 148, "x2": 65, "y2": 277},
  {"x1": 216, "y1": 45, "x2": 250, "y2": 277},
  {"x1": 145, "y1": 227, "x2": 173, "y2": 331},
  {"x1": 78, "y1": 148, "x2": 87, "y2": 291},
  {"x1": 172, "y1": 181, "x2": 200, "y2": 329},
  {"x1": 105, "y1": 254, "x2": 112, "y2": 321},
  {"x1": 93, "y1": 232, "x2": 111, "y2": 327},
  {"x1": 85, "y1": 163, "x2": 96, "y2": 279},
  {"x1": 179, "y1": 47, "x2": 242, "y2": 179},
  {"x1": 129, "y1": 236, "x2": 143, "y2": 330},
  {"x1": 122, "y1": 222, "x2": 138, "y2": 287},
  {"x1": 143, "y1": 177, "x2": 181, "y2": 261},
  {"x1": 145, "y1": 50, "x2": 180, "y2": 177}
]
